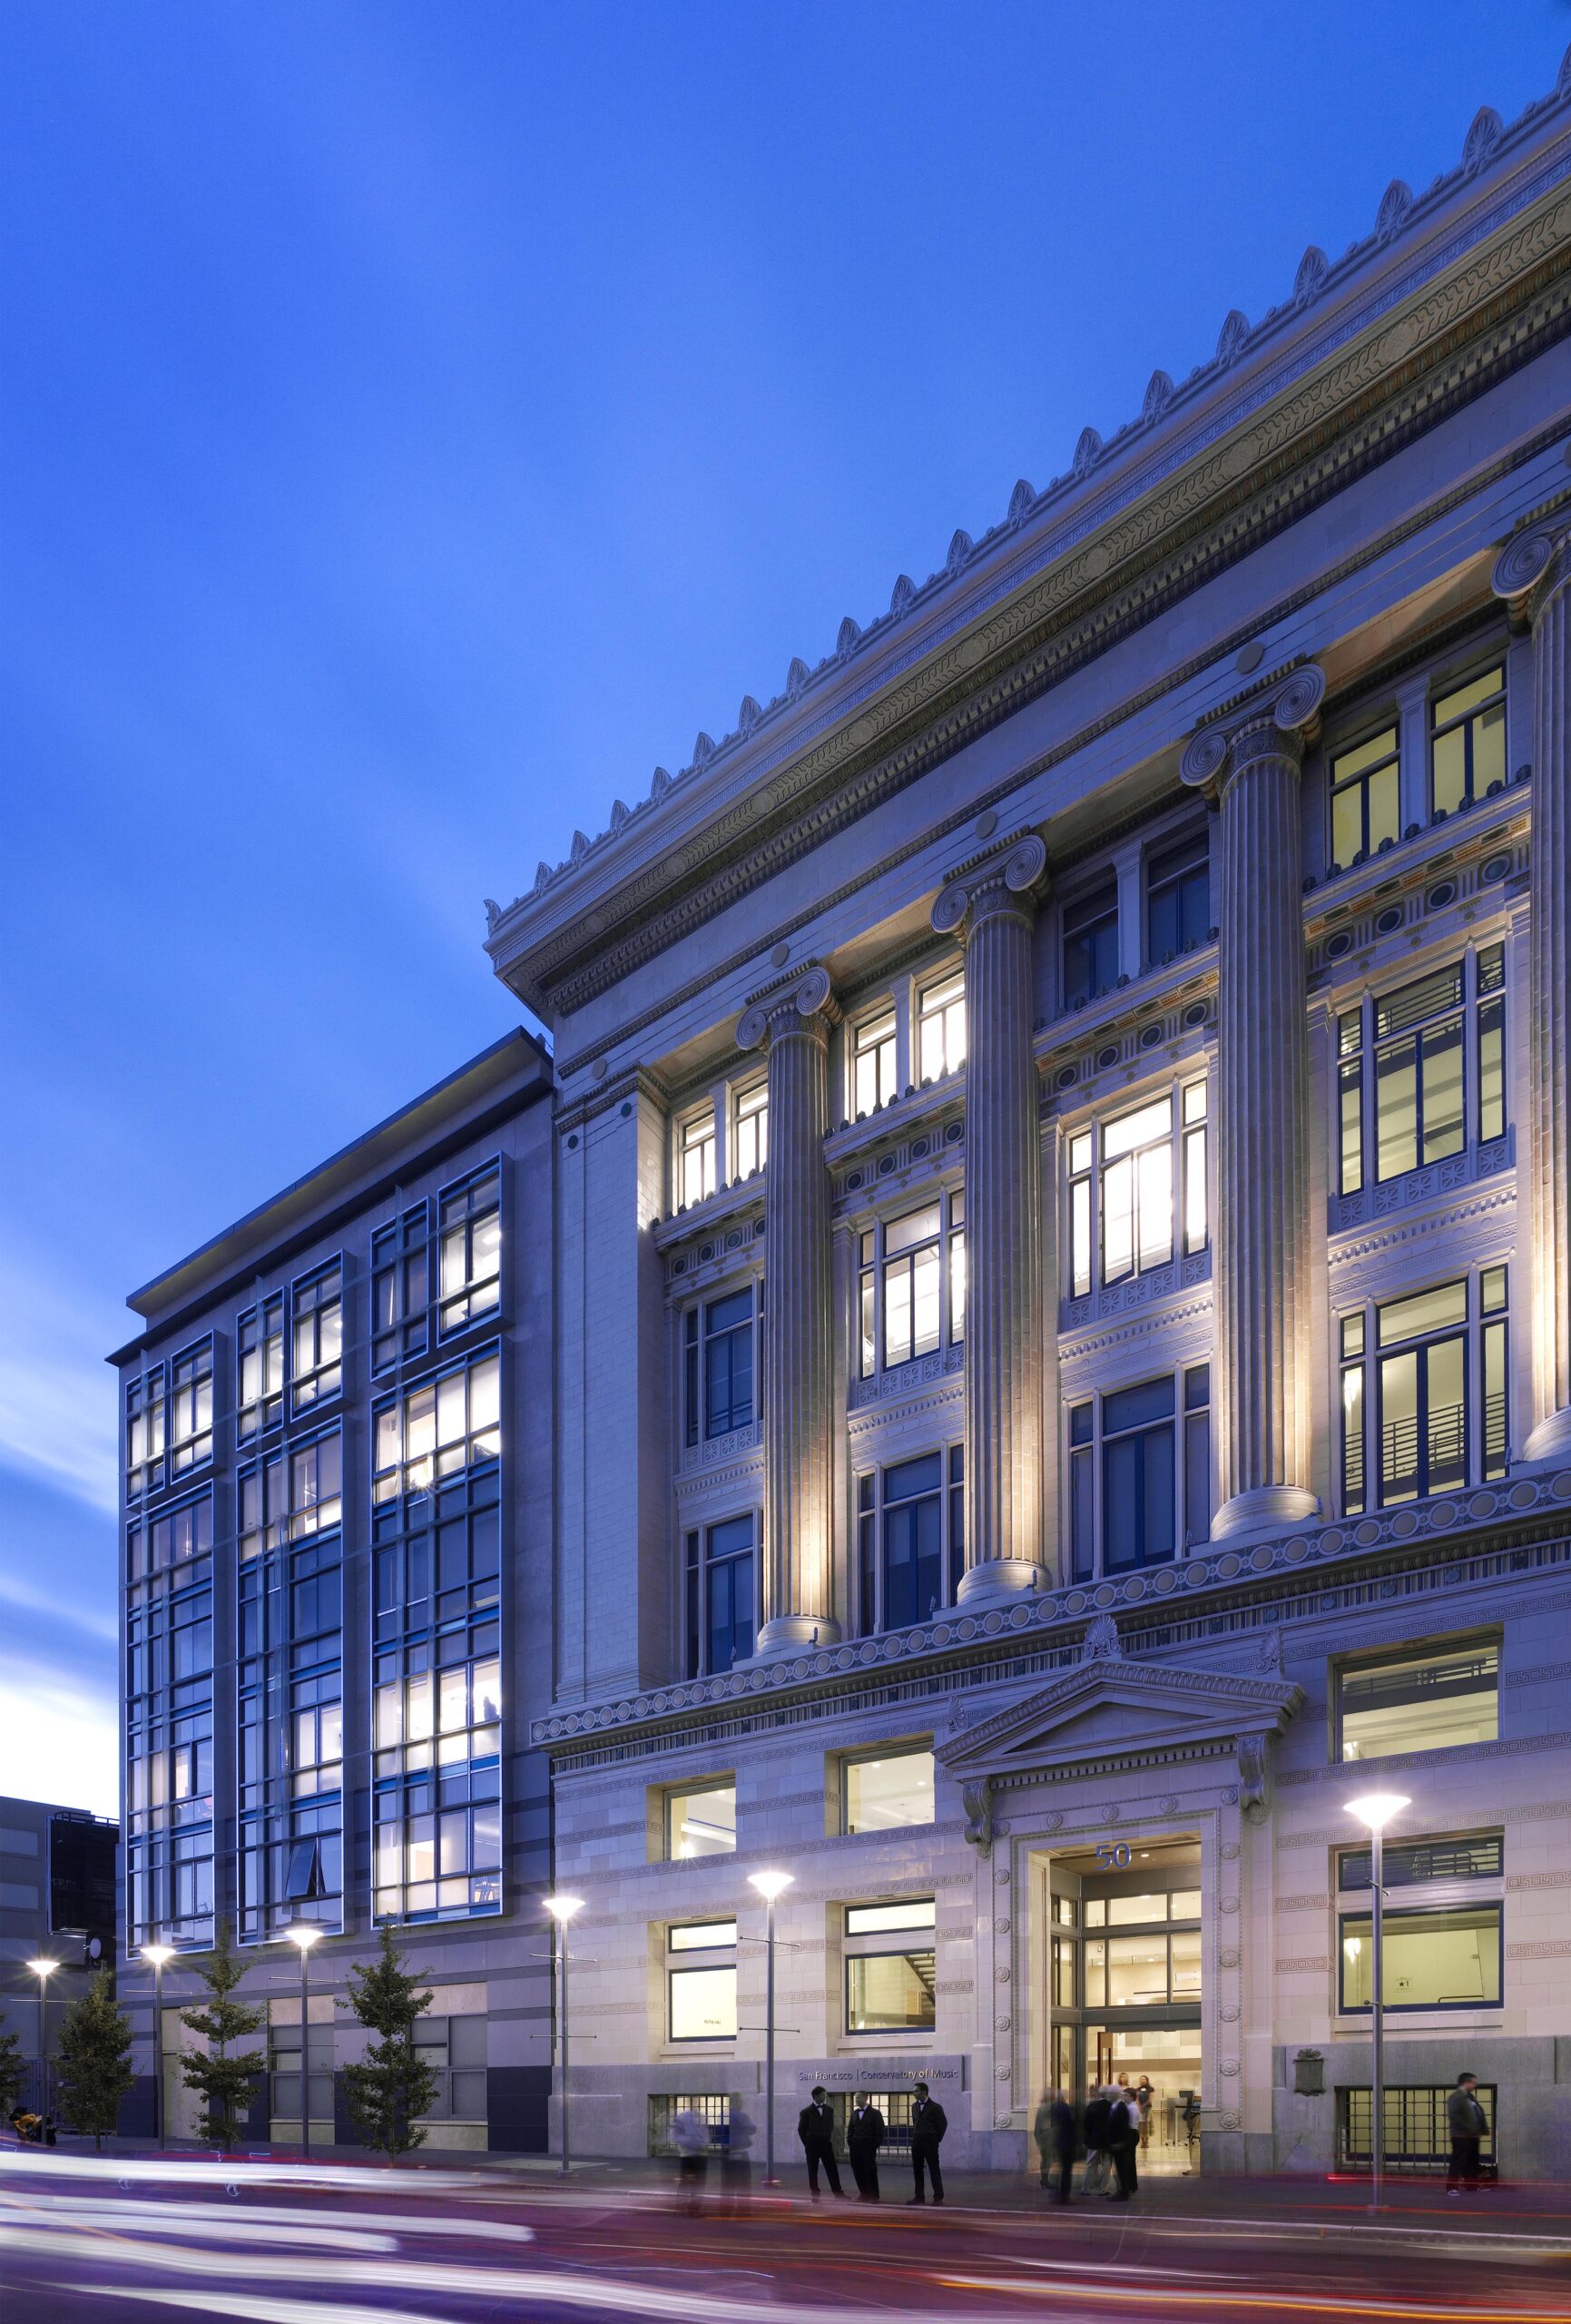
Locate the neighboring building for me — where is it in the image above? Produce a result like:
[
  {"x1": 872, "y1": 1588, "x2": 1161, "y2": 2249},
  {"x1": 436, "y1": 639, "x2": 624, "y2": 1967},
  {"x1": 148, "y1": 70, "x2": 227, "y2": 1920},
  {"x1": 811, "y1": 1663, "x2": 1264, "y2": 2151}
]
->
[
  {"x1": 109, "y1": 1030, "x2": 555, "y2": 2152},
  {"x1": 485, "y1": 68, "x2": 1571, "y2": 2177},
  {"x1": 1, "y1": 1797, "x2": 119, "y2": 2112}
]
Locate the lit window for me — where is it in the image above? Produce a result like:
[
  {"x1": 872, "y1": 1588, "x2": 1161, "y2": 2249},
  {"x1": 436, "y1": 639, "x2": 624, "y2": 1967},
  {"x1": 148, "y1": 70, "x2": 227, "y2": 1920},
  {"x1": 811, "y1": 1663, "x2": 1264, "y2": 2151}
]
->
[
  {"x1": 1068, "y1": 1364, "x2": 1210, "y2": 1581},
  {"x1": 1145, "y1": 830, "x2": 1210, "y2": 962},
  {"x1": 168, "y1": 1342, "x2": 214, "y2": 1475},
  {"x1": 373, "y1": 1351, "x2": 499, "y2": 1502},
  {"x1": 846, "y1": 1897, "x2": 936, "y2": 1935},
  {"x1": 664, "y1": 1781, "x2": 736, "y2": 1861},
  {"x1": 679, "y1": 1109, "x2": 717, "y2": 1208},
  {"x1": 240, "y1": 1431, "x2": 343, "y2": 1559},
  {"x1": 1335, "y1": 1641, "x2": 1497, "y2": 1763},
  {"x1": 683, "y1": 1282, "x2": 761, "y2": 1446},
  {"x1": 1338, "y1": 949, "x2": 1505, "y2": 1196},
  {"x1": 1339, "y1": 1268, "x2": 1507, "y2": 1512},
  {"x1": 1084, "y1": 1931, "x2": 1201, "y2": 2007},
  {"x1": 1338, "y1": 1832, "x2": 1502, "y2": 1891},
  {"x1": 125, "y1": 1368, "x2": 167, "y2": 1500},
  {"x1": 732, "y1": 1083, "x2": 768, "y2": 1177},
  {"x1": 858, "y1": 1187, "x2": 964, "y2": 1378},
  {"x1": 1066, "y1": 1085, "x2": 1206, "y2": 1297},
  {"x1": 854, "y1": 1009, "x2": 898, "y2": 1117},
  {"x1": 917, "y1": 972, "x2": 966, "y2": 1082},
  {"x1": 238, "y1": 1296, "x2": 285, "y2": 1438},
  {"x1": 846, "y1": 1950, "x2": 936, "y2": 2034},
  {"x1": 372, "y1": 1202, "x2": 430, "y2": 1372},
  {"x1": 1430, "y1": 666, "x2": 1506, "y2": 819},
  {"x1": 439, "y1": 1167, "x2": 501, "y2": 1336},
  {"x1": 683, "y1": 1514, "x2": 756, "y2": 1677},
  {"x1": 670, "y1": 1918, "x2": 739, "y2": 1951},
  {"x1": 1063, "y1": 878, "x2": 1118, "y2": 1008},
  {"x1": 842, "y1": 1748, "x2": 935, "y2": 1835},
  {"x1": 1329, "y1": 725, "x2": 1400, "y2": 870},
  {"x1": 669, "y1": 1964, "x2": 737, "y2": 2042},
  {"x1": 1340, "y1": 1905, "x2": 1501, "y2": 2013},
  {"x1": 291, "y1": 1262, "x2": 342, "y2": 1413}
]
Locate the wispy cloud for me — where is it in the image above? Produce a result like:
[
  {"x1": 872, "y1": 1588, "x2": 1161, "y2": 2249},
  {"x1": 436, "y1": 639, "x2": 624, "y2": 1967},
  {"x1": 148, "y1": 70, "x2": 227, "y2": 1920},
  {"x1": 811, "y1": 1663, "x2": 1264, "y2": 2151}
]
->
[
  {"x1": 0, "y1": 1649, "x2": 118, "y2": 1818},
  {"x1": 0, "y1": 1243, "x2": 118, "y2": 1512},
  {"x1": 0, "y1": 1569, "x2": 118, "y2": 1642}
]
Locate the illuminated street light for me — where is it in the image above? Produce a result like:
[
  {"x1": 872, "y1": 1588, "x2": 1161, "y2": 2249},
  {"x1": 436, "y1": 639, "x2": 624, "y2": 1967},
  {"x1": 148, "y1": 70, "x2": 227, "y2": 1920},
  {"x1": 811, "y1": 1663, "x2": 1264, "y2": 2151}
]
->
[
  {"x1": 1345, "y1": 1792, "x2": 1409, "y2": 2212},
  {"x1": 280, "y1": 1926, "x2": 324, "y2": 2161},
  {"x1": 544, "y1": 1895, "x2": 585, "y2": 2173},
  {"x1": 748, "y1": 1872, "x2": 793, "y2": 2185},
  {"x1": 140, "y1": 1944, "x2": 177, "y2": 2150},
  {"x1": 26, "y1": 1958, "x2": 59, "y2": 2122}
]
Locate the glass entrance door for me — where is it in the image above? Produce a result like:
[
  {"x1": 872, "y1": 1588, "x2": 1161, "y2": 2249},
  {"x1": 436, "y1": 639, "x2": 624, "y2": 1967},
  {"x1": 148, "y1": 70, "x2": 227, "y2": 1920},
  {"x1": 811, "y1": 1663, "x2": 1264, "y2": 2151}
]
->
[{"x1": 1085, "y1": 2023, "x2": 1202, "y2": 2169}]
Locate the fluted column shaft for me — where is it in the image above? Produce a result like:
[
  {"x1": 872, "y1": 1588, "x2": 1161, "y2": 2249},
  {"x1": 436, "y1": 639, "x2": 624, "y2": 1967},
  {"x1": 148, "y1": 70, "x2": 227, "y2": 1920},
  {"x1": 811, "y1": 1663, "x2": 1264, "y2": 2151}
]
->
[
  {"x1": 1497, "y1": 527, "x2": 1571, "y2": 1461},
  {"x1": 739, "y1": 968, "x2": 840, "y2": 1650},
  {"x1": 933, "y1": 834, "x2": 1047, "y2": 1603},
  {"x1": 1183, "y1": 668, "x2": 1323, "y2": 1541}
]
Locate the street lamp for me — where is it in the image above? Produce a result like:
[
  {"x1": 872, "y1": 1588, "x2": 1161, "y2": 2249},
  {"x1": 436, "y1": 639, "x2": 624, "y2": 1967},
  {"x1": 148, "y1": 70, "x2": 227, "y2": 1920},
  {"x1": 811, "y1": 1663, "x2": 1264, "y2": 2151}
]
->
[
  {"x1": 281, "y1": 1927, "x2": 324, "y2": 2159},
  {"x1": 25, "y1": 1958, "x2": 59, "y2": 2121},
  {"x1": 544, "y1": 1895, "x2": 584, "y2": 2174},
  {"x1": 1345, "y1": 1792, "x2": 1409, "y2": 2213},
  {"x1": 748, "y1": 1871, "x2": 792, "y2": 2188},
  {"x1": 140, "y1": 1944, "x2": 176, "y2": 2150}
]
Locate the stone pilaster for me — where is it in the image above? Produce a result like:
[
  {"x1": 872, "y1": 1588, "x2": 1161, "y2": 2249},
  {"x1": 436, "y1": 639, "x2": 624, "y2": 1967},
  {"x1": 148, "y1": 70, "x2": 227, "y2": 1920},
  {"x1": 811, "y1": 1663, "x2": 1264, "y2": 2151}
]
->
[
  {"x1": 738, "y1": 966, "x2": 841, "y2": 1650},
  {"x1": 931, "y1": 833, "x2": 1049, "y2": 1603},
  {"x1": 1495, "y1": 521, "x2": 1571, "y2": 1462},
  {"x1": 1183, "y1": 667, "x2": 1324, "y2": 1541}
]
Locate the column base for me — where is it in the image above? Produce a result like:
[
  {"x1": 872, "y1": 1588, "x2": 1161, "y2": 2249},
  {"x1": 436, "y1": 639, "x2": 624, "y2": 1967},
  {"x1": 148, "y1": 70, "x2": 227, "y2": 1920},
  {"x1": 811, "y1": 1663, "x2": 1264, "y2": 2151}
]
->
[
  {"x1": 1523, "y1": 1406, "x2": 1571, "y2": 1465},
  {"x1": 1211, "y1": 1485, "x2": 1319, "y2": 1545},
  {"x1": 751, "y1": 1613, "x2": 842, "y2": 1658},
  {"x1": 955, "y1": 1558, "x2": 1044, "y2": 1610}
]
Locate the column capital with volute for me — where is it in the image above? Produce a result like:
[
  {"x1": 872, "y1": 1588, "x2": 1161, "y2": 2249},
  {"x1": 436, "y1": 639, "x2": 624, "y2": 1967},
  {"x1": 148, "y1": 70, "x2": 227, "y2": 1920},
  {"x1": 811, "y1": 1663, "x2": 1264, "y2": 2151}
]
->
[
  {"x1": 737, "y1": 963, "x2": 841, "y2": 1056},
  {"x1": 1180, "y1": 663, "x2": 1326, "y2": 799},
  {"x1": 1490, "y1": 514, "x2": 1571, "y2": 628},
  {"x1": 930, "y1": 831, "x2": 1049, "y2": 943}
]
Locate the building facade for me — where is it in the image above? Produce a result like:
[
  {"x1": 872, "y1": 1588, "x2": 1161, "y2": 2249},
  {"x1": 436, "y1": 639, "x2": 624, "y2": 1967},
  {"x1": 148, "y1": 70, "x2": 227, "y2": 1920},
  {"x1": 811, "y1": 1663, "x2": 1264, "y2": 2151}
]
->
[
  {"x1": 485, "y1": 69, "x2": 1571, "y2": 2177},
  {"x1": 2, "y1": 1797, "x2": 118, "y2": 2114},
  {"x1": 110, "y1": 1030, "x2": 555, "y2": 2152}
]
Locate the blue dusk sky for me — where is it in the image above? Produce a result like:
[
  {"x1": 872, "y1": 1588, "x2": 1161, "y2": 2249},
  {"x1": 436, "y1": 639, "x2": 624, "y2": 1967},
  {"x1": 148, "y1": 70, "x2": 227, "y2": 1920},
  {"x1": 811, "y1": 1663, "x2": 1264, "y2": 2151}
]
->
[{"x1": 2, "y1": 5, "x2": 1566, "y2": 1817}]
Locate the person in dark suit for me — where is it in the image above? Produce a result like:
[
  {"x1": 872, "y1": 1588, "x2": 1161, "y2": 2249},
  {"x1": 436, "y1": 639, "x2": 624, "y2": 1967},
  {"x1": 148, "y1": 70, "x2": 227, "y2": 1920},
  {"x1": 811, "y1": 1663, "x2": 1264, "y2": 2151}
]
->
[
  {"x1": 1046, "y1": 2089, "x2": 1077, "y2": 2203},
  {"x1": 908, "y1": 2081, "x2": 947, "y2": 2204},
  {"x1": 1106, "y1": 2086, "x2": 1140, "y2": 2201},
  {"x1": 796, "y1": 2087, "x2": 844, "y2": 2198},
  {"x1": 847, "y1": 2093, "x2": 885, "y2": 2201}
]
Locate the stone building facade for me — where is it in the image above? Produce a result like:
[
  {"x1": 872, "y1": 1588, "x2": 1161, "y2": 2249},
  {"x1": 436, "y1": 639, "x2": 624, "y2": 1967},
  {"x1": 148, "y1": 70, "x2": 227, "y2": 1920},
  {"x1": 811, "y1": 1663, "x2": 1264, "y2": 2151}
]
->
[
  {"x1": 485, "y1": 66, "x2": 1571, "y2": 2178},
  {"x1": 110, "y1": 1031, "x2": 555, "y2": 2152}
]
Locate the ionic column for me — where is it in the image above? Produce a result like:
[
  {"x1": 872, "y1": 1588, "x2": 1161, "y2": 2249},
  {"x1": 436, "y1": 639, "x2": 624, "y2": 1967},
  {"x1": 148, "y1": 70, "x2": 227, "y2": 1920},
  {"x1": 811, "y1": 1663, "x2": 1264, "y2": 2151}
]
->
[
  {"x1": 931, "y1": 833, "x2": 1048, "y2": 1603},
  {"x1": 738, "y1": 966, "x2": 841, "y2": 1651},
  {"x1": 1182, "y1": 667, "x2": 1324, "y2": 1541},
  {"x1": 1495, "y1": 524, "x2": 1571, "y2": 1462}
]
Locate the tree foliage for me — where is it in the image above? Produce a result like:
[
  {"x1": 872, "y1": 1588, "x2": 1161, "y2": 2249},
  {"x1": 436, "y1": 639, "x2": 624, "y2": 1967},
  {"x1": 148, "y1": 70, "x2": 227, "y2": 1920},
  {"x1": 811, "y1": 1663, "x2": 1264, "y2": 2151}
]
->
[
  {"x1": 55, "y1": 1971, "x2": 136, "y2": 2152},
  {"x1": 339, "y1": 1925, "x2": 438, "y2": 2161},
  {"x1": 179, "y1": 1920, "x2": 266, "y2": 2150},
  {"x1": 0, "y1": 2024, "x2": 26, "y2": 2118}
]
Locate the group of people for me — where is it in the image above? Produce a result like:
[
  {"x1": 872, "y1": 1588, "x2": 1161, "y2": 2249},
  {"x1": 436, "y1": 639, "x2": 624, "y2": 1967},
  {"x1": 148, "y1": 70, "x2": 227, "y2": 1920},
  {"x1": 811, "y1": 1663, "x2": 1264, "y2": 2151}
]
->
[
  {"x1": 1034, "y1": 2076, "x2": 1152, "y2": 2204},
  {"x1": 795, "y1": 2081, "x2": 948, "y2": 2203}
]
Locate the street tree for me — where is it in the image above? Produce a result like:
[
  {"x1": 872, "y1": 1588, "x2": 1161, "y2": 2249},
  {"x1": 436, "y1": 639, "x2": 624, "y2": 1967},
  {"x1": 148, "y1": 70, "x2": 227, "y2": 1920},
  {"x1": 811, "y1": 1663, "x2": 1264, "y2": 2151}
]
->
[
  {"x1": 55, "y1": 1971, "x2": 136, "y2": 2151},
  {"x1": 179, "y1": 1920, "x2": 266, "y2": 2151},
  {"x1": 0, "y1": 2024, "x2": 26, "y2": 2117},
  {"x1": 339, "y1": 1925, "x2": 438, "y2": 2161}
]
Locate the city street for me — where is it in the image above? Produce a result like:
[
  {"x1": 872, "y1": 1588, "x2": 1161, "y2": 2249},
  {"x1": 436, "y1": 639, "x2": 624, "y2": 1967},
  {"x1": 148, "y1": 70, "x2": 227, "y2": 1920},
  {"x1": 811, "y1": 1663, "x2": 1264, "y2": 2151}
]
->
[{"x1": 4, "y1": 2154, "x2": 1570, "y2": 2324}]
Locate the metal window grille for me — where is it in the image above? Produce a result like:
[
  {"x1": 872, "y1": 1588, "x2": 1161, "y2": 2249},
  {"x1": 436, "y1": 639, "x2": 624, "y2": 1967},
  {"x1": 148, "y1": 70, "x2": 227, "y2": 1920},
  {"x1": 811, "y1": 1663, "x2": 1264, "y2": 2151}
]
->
[{"x1": 1338, "y1": 2083, "x2": 1495, "y2": 2171}]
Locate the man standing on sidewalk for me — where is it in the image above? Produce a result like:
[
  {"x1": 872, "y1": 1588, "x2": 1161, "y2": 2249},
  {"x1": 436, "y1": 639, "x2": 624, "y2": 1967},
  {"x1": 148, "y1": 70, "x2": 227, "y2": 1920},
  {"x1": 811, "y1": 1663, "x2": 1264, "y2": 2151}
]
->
[
  {"x1": 908, "y1": 2080, "x2": 947, "y2": 2205},
  {"x1": 847, "y1": 2093, "x2": 885, "y2": 2201},
  {"x1": 1447, "y1": 2073, "x2": 1487, "y2": 2195},
  {"x1": 797, "y1": 2086, "x2": 845, "y2": 2200}
]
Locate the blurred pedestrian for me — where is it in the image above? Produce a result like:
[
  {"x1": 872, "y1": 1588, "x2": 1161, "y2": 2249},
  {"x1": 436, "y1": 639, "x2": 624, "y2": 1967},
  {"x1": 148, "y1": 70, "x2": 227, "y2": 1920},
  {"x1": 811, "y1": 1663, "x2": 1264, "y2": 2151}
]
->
[
  {"x1": 847, "y1": 2093, "x2": 885, "y2": 2201},
  {"x1": 722, "y1": 2097, "x2": 755, "y2": 2212},
  {"x1": 908, "y1": 2080, "x2": 947, "y2": 2204},
  {"x1": 1044, "y1": 2089, "x2": 1076, "y2": 2204},
  {"x1": 671, "y1": 2105, "x2": 712, "y2": 2213},
  {"x1": 1447, "y1": 2073, "x2": 1487, "y2": 2196},
  {"x1": 1033, "y1": 2090, "x2": 1055, "y2": 2187},
  {"x1": 1106, "y1": 2085, "x2": 1140, "y2": 2202},
  {"x1": 1082, "y1": 2085, "x2": 1113, "y2": 2198},
  {"x1": 1134, "y1": 2075, "x2": 1154, "y2": 2150},
  {"x1": 797, "y1": 2086, "x2": 845, "y2": 2200}
]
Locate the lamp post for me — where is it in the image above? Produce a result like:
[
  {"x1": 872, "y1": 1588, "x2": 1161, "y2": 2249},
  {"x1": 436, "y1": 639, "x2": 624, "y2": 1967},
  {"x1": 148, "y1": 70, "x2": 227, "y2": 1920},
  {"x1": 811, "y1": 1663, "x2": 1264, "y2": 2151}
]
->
[
  {"x1": 748, "y1": 1871, "x2": 792, "y2": 2188},
  {"x1": 281, "y1": 1927, "x2": 323, "y2": 2159},
  {"x1": 544, "y1": 1895, "x2": 584, "y2": 2174},
  {"x1": 140, "y1": 1944, "x2": 175, "y2": 2150},
  {"x1": 1345, "y1": 1792, "x2": 1409, "y2": 2213},
  {"x1": 25, "y1": 1958, "x2": 59, "y2": 2120}
]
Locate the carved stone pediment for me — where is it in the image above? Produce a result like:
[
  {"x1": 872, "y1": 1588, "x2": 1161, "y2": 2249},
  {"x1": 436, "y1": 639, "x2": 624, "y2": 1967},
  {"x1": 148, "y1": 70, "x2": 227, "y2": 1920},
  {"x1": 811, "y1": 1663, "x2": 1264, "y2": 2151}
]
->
[{"x1": 938, "y1": 1658, "x2": 1301, "y2": 1783}]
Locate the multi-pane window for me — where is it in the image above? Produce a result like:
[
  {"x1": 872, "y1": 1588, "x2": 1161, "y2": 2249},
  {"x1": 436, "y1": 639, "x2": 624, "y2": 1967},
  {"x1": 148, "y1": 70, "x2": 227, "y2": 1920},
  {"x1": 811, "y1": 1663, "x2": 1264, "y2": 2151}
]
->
[
  {"x1": 372, "y1": 1202, "x2": 430, "y2": 1372},
  {"x1": 373, "y1": 1350, "x2": 500, "y2": 1502},
  {"x1": 732, "y1": 1083, "x2": 768, "y2": 1177},
  {"x1": 682, "y1": 1281, "x2": 762, "y2": 1447},
  {"x1": 125, "y1": 1368, "x2": 166, "y2": 1500},
  {"x1": 663, "y1": 1781, "x2": 736, "y2": 1861},
  {"x1": 1066, "y1": 1085, "x2": 1207, "y2": 1298},
  {"x1": 917, "y1": 972, "x2": 966, "y2": 1083},
  {"x1": 291, "y1": 1262, "x2": 342, "y2": 1413},
  {"x1": 372, "y1": 1378, "x2": 502, "y2": 1925},
  {"x1": 668, "y1": 1921, "x2": 738, "y2": 2042},
  {"x1": 1329, "y1": 725, "x2": 1400, "y2": 869},
  {"x1": 1338, "y1": 1831, "x2": 1502, "y2": 1891},
  {"x1": 1340, "y1": 2085, "x2": 1495, "y2": 2171},
  {"x1": 125, "y1": 1492, "x2": 214, "y2": 1949},
  {"x1": 856, "y1": 1448, "x2": 963, "y2": 1635},
  {"x1": 410, "y1": 2013, "x2": 489, "y2": 2122},
  {"x1": 238, "y1": 1296, "x2": 285, "y2": 1438},
  {"x1": 439, "y1": 1167, "x2": 501, "y2": 1336},
  {"x1": 679, "y1": 1109, "x2": 717, "y2": 1209},
  {"x1": 1339, "y1": 1268, "x2": 1507, "y2": 1512},
  {"x1": 1063, "y1": 877, "x2": 1118, "y2": 1009},
  {"x1": 1068, "y1": 1364, "x2": 1211, "y2": 1580},
  {"x1": 683, "y1": 1513, "x2": 756, "y2": 1678},
  {"x1": 1085, "y1": 1928, "x2": 1202, "y2": 2007},
  {"x1": 840, "y1": 1748, "x2": 935, "y2": 1835},
  {"x1": 858, "y1": 1187, "x2": 965, "y2": 1378},
  {"x1": 240, "y1": 1432, "x2": 344, "y2": 1558},
  {"x1": 853, "y1": 1009, "x2": 898, "y2": 1118},
  {"x1": 1335, "y1": 949, "x2": 1505, "y2": 1196},
  {"x1": 1339, "y1": 1905, "x2": 1501, "y2": 2013},
  {"x1": 167, "y1": 1342, "x2": 213, "y2": 1476},
  {"x1": 1334, "y1": 1641, "x2": 1498, "y2": 1763},
  {"x1": 845, "y1": 1896, "x2": 937, "y2": 2034},
  {"x1": 1430, "y1": 665, "x2": 1506, "y2": 818},
  {"x1": 1144, "y1": 830, "x2": 1210, "y2": 963}
]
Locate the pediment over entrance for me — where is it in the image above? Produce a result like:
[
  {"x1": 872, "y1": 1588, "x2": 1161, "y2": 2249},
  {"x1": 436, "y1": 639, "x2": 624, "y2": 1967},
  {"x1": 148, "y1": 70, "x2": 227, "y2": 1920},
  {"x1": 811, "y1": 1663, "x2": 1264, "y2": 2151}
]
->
[{"x1": 938, "y1": 1652, "x2": 1301, "y2": 1782}]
